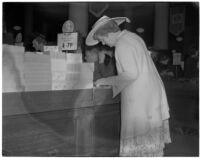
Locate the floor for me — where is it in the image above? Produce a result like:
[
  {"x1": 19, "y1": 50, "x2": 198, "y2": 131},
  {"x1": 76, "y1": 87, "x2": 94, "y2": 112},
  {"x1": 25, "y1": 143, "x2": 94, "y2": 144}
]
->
[
  {"x1": 164, "y1": 80, "x2": 199, "y2": 156},
  {"x1": 164, "y1": 119, "x2": 199, "y2": 156},
  {"x1": 3, "y1": 109, "x2": 199, "y2": 157}
]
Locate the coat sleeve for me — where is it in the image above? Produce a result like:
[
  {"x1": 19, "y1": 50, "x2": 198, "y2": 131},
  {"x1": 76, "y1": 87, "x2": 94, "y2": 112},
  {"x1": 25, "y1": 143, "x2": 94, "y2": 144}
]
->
[{"x1": 103, "y1": 42, "x2": 140, "y2": 97}]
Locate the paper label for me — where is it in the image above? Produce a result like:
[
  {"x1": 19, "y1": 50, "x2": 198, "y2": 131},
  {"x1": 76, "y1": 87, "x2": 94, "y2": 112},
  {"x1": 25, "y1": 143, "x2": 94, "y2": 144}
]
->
[
  {"x1": 57, "y1": 32, "x2": 78, "y2": 51},
  {"x1": 44, "y1": 46, "x2": 59, "y2": 52},
  {"x1": 173, "y1": 53, "x2": 182, "y2": 65}
]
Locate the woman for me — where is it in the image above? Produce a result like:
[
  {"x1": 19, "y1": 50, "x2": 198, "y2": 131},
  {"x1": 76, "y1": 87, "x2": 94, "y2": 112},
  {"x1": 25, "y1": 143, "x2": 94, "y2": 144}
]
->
[{"x1": 86, "y1": 15, "x2": 171, "y2": 156}]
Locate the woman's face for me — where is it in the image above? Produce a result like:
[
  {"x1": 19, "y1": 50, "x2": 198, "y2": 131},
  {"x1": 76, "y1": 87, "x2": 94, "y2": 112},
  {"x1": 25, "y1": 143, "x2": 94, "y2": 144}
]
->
[
  {"x1": 85, "y1": 51, "x2": 98, "y2": 63},
  {"x1": 97, "y1": 34, "x2": 115, "y2": 47}
]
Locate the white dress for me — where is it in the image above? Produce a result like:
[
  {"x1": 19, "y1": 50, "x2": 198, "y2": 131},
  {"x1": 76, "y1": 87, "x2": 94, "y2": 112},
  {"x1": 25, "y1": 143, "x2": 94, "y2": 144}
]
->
[{"x1": 103, "y1": 30, "x2": 171, "y2": 156}]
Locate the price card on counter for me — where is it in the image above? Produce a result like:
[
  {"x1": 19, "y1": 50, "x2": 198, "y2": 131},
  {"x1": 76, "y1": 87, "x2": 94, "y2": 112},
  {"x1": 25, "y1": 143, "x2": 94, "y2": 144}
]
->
[
  {"x1": 44, "y1": 46, "x2": 59, "y2": 52},
  {"x1": 57, "y1": 32, "x2": 78, "y2": 51},
  {"x1": 173, "y1": 53, "x2": 182, "y2": 65}
]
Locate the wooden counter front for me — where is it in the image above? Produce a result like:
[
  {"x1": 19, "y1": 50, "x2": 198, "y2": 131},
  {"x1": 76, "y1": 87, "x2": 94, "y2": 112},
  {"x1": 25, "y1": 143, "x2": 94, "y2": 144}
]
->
[
  {"x1": 3, "y1": 80, "x2": 198, "y2": 156},
  {"x1": 3, "y1": 88, "x2": 121, "y2": 156}
]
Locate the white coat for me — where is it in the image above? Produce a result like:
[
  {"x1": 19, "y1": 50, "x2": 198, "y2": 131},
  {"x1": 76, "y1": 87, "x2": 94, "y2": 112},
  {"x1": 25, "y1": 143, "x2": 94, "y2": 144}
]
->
[{"x1": 104, "y1": 30, "x2": 170, "y2": 140}]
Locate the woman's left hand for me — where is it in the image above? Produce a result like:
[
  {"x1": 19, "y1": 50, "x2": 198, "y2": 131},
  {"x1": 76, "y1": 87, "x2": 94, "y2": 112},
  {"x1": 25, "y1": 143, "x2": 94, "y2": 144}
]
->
[{"x1": 95, "y1": 78, "x2": 109, "y2": 87}]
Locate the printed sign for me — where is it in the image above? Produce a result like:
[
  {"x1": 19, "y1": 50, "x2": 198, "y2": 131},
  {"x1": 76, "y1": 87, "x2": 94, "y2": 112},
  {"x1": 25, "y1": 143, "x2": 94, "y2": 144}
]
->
[
  {"x1": 44, "y1": 46, "x2": 59, "y2": 52},
  {"x1": 57, "y1": 32, "x2": 78, "y2": 51},
  {"x1": 173, "y1": 53, "x2": 182, "y2": 65}
]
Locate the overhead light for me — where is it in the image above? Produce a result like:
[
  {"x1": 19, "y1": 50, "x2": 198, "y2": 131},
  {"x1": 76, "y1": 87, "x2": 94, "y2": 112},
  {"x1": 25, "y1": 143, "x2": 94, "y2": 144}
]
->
[
  {"x1": 136, "y1": 27, "x2": 144, "y2": 33},
  {"x1": 176, "y1": 36, "x2": 183, "y2": 42}
]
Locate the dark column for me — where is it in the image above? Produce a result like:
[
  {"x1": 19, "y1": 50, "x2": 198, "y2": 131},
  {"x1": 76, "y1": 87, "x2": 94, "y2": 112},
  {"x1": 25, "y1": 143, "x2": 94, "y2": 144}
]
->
[
  {"x1": 153, "y1": 3, "x2": 169, "y2": 50},
  {"x1": 24, "y1": 5, "x2": 34, "y2": 48},
  {"x1": 69, "y1": 3, "x2": 88, "y2": 37}
]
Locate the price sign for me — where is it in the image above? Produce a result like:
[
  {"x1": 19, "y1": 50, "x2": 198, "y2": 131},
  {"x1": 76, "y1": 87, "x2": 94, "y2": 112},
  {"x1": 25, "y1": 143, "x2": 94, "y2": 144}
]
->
[
  {"x1": 57, "y1": 32, "x2": 78, "y2": 51},
  {"x1": 173, "y1": 53, "x2": 182, "y2": 65},
  {"x1": 43, "y1": 46, "x2": 59, "y2": 52}
]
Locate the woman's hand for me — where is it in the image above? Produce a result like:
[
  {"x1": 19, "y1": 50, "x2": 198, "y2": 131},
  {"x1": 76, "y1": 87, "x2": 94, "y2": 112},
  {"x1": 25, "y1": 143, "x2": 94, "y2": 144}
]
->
[{"x1": 95, "y1": 78, "x2": 109, "y2": 87}]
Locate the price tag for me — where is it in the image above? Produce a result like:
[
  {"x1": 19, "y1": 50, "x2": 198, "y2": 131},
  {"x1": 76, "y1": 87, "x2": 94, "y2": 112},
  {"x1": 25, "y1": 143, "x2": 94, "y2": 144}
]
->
[
  {"x1": 173, "y1": 53, "x2": 182, "y2": 65},
  {"x1": 43, "y1": 46, "x2": 59, "y2": 52},
  {"x1": 57, "y1": 32, "x2": 78, "y2": 51}
]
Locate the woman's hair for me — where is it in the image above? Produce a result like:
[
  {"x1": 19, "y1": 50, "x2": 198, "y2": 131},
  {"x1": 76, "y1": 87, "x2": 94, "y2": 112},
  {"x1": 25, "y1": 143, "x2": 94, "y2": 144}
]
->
[
  {"x1": 93, "y1": 20, "x2": 120, "y2": 40},
  {"x1": 104, "y1": 54, "x2": 112, "y2": 66},
  {"x1": 84, "y1": 45, "x2": 100, "y2": 55}
]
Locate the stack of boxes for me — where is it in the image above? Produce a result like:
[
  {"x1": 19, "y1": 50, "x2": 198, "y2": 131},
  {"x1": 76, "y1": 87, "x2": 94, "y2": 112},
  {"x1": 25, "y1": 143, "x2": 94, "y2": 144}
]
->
[
  {"x1": 3, "y1": 45, "x2": 25, "y2": 92},
  {"x1": 24, "y1": 52, "x2": 52, "y2": 91},
  {"x1": 3, "y1": 44, "x2": 94, "y2": 92},
  {"x1": 51, "y1": 51, "x2": 94, "y2": 90}
]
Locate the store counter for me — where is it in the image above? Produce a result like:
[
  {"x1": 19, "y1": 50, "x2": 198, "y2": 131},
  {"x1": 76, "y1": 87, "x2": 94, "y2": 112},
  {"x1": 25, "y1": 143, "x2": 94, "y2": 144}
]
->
[
  {"x1": 3, "y1": 88, "x2": 120, "y2": 156},
  {"x1": 3, "y1": 79, "x2": 198, "y2": 156}
]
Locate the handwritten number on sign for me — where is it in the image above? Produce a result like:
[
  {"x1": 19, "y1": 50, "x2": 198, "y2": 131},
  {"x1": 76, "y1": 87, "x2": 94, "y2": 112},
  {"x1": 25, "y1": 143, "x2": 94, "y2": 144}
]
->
[{"x1": 67, "y1": 43, "x2": 73, "y2": 48}]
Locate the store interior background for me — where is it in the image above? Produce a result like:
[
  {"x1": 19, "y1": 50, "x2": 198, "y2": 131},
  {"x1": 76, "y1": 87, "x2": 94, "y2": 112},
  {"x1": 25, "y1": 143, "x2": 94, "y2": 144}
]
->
[
  {"x1": 3, "y1": 2, "x2": 199, "y2": 53},
  {"x1": 2, "y1": 2, "x2": 199, "y2": 157}
]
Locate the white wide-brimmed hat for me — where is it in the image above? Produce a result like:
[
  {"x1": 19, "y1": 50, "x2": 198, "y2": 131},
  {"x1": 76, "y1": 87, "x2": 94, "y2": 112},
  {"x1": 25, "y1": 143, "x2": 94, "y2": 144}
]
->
[{"x1": 86, "y1": 15, "x2": 131, "y2": 46}]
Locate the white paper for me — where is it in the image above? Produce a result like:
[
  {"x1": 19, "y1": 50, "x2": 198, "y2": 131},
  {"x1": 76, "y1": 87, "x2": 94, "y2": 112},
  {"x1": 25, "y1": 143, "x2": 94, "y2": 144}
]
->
[
  {"x1": 50, "y1": 51, "x2": 66, "y2": 59},
  {"x1": 24, "y1": 52, "x2": 52, "y2": 91},
  {"x1": 64, "y1": 72, "x2": 93, "y2": 90},
  {"x1": 3, "y1": 45, "x2": 25, "y2": 92},
  {"x1": 44, "y1": 46, "x2": 59, "y2": 52},
  {"x1": 173, "y1": 53, "x2": 182, "y2": 65},
  {"x1": 51, "y1": 63, "x2": 94, "y2": 90},
  {"x1": 66, "y1": 53, "x2": 83, "y2": 63},
  {"x1": 51, "y1": 58, "x2": 66, "y2": 71}
]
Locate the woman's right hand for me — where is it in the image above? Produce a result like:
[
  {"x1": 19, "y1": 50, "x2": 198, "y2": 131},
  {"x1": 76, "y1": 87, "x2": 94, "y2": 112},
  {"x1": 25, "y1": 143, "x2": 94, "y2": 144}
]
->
[{"x1": 94, "y1": 78, "x2": 111, "y2": 87}]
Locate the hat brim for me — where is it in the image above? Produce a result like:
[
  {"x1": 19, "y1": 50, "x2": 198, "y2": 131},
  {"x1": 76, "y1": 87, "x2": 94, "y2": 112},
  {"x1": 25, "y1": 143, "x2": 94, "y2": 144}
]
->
[{"x1": 86, "y1": 17, "x2": 130, "y2": 46}]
